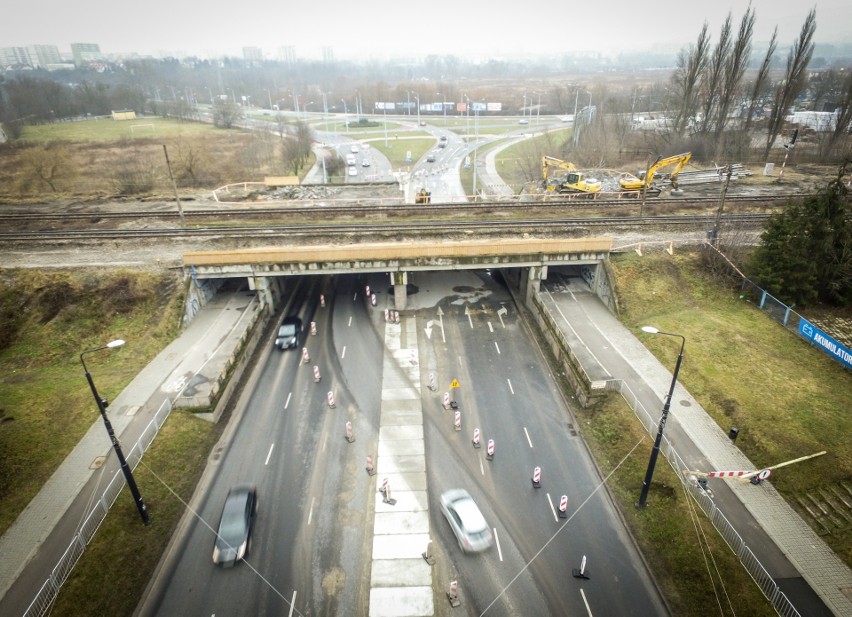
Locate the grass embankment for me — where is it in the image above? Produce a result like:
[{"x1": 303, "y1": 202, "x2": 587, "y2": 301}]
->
[{"x1": 575, "y1": 250, "x2": 851, "y2": 616}]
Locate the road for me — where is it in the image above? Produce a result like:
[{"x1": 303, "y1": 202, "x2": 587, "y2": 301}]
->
[{"x1": 139, "y1": 270, "x2": 667, "y2": 616}]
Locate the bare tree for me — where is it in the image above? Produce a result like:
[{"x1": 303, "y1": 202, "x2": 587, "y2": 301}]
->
[
  {"x1": 819, "y1": 71, "x2": 852, "y2": 161},
  {"x1": 212, "y1": 100, "x2": 243, "y2": 129},
  {"x1": 699, "y1": 14, "x2": 733, "y2": 135},
  {"x1": 764, "y1": 9, "x2": 817, "y2": 160},
  {"x1": 281, "y1": 137, "x2": 308, "y2": 176},
  {"x1": 18, "y1": 145, "x2": 76, "y2": 193},
  {"x1": 743, "y1": 28, "x2": 778, "y2": 138},
  {"x1": 714, "y1": 6, "x2": 755, "y2": 146},
  {"x1": 670, "y1": 24, "x2": 710, "y2": 136}
]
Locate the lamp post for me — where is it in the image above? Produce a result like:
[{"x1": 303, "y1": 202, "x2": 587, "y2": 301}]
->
[
  {"x1": 636, "y1": 326, "x2": 685, "y2": 509},
  {"x1": 341, "y1": 98, "x2": 349, "y2": 133},
  {"x1": 415, "y1": 95, "x2": 421, "y2": 126},
  {"x1": 80, "y1": 340, "x2": 149, "y2": 525}
]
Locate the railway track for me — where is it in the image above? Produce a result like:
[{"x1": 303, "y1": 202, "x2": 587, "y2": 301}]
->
[
  {"x1": 0, "y1": 193, "x2": 803, "y2": 223},
  {"x1": 0, "y1": 213, "x2": 770, "y2": 242}
]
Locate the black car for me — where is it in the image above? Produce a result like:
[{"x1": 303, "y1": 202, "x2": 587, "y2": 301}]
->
[
  {"x1": 212, "y1": 485, "x2": 257, "y2": 567},
  {"x1": 275, "y1": 316, "x2": 302, "y2": 350}
]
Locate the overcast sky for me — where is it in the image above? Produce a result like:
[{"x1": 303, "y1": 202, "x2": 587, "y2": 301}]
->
[{"x1": 3, "y1": 1, "x2": 851, "y2": 60}]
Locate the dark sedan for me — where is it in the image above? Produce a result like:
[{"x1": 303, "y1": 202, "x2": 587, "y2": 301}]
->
[{"x1": 212, "y1": 485, "x2": 257, "y2": 567}]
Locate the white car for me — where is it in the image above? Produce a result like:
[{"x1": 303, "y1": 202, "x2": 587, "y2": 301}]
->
[
  {"x1": 350, "y1": 144, "x2": 360, "y2": 153},
  {"x1": 518, "y1": 118, "x2": 529, "y2": 125},
  {"x1": 348, "y1": 166, "x2": 358, "y2": 177},
  {"x1": 361, "y1": 159, "x2": 371, "y2": 167},
  {"x1": 440, "y1": 489, "x2": 493, "y2": 553}
]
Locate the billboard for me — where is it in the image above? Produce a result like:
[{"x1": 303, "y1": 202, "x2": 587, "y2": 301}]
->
[
  {"x1": 486, "y1": 102, "x2": 503, "y2": 112},
  {"x1": 374, "y1": 102, "x2": 397, "y2": 111},
  {"x1": 798, "y1": 318, "x2": 852, "y2": 369}
]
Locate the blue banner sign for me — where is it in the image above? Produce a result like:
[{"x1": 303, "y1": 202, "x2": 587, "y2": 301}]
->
[{"x1": 798, "y1": 318, "x2": 852, "y2": 369}]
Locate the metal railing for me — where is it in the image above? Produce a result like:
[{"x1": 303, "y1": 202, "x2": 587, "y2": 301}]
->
[
  {"x1": 23, "y1": 398, "x2": 173, "y2": 617},
  {"x1": 618, "y1": 381, "x2": 800, "y2": 617}
]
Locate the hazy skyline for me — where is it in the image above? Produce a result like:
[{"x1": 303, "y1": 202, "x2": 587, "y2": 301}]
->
[{"x1": 3, "y1": 1, "x2": 851, "y2": 61}]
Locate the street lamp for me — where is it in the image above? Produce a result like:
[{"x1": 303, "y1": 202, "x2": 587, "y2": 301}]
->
[
  {"x1": 415, "y1": 94, "x2": 421, "y2": 126},
  {"x1": 341, "y1": 98, "x2": 349, "y2": 132},
  {"x1": 636, "y1": 326, "x2": 686, "y2": 509},
  {"x1": 80, "y1": 340, "x2": 149, "y2": 525},
  {"x1": 437, "y1": 92, "x2": 447, "y2": 125}
]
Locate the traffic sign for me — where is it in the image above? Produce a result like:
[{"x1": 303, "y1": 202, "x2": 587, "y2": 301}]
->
[{"x1": 449, "y1": 379, "x2": 460, "y2": 389}]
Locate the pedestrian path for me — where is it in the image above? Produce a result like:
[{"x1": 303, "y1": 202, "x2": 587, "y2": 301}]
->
[
  {"x1": 368, "y1": 315, "x2": 434, "y2": 617},
  {"x1": 540, "y1": 278, "x2": 852, "y2": 617}
]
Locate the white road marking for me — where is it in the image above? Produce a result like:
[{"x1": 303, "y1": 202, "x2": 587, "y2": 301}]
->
[
  {"x1": 288, "y1": 589, "x2": 298, "y2": 617},
  {"x1": 342, "y1": 346, "x2": 347, "y2": 359},
  {"x1": 507, "y1": 379, "x2": 514, "y2": 395},
  {"x1": 468, "y1": 313, "x2": 474, "y2": 328},
  {"x1": 264, "y1": 443, "x2": 275, "y2": 466},
  {"x1": 284, "y1": 392, "x2": 292, "y2": 410},
  {"x1": 488, "y1": 321, "x2": 494, "y2": 333},
  {"x1": 348, "y1": 315, "x2": 352, "y2": 327},
  {"x1": 546, "y1": 493, "x2": 559, "y2": 521},
  {"x1": 494, "y1": 341, "x2": 501, "y2": 354},
  {"x1": 479, "y1": 456, "x2": 485, "y2": 476},
  {"x1": 524, "y1": 426, "x2": 533, "y2": 448},
  {"x1": 494, "y1": 527, "x2": 503, "y2": 561},
  {"x1": 308, "y1": 497, "x2": 315, "y2": 525},
  {"x1": 580, "y1": 588, "x2": 593, "y2": 615},
  {"x1": 353, "y1": 292, "x2": 357, "y2": 301}
]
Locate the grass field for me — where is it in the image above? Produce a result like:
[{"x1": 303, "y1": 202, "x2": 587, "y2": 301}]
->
[{"x1": 19, "y1": 116, "x2": 221, "y2": 143}]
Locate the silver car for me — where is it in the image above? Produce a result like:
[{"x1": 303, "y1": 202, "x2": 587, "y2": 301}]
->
[{"x1": 439, "y1": 489, "x2": 493, "y2": 553}]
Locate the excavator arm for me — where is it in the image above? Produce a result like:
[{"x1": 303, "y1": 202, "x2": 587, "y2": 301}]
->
[{"x1": 619, "y1": 152, "x2": 691, "y2": 192}]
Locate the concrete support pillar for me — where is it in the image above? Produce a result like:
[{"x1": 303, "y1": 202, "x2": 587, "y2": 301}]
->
[
  {"x1": 391, "y1": 272, "x2": 408, "y2": 310},
  {"x1": 249, "y1": 275, "x2": 277, "y2": 312},
  {"x1": 521, "y1": 265, "x2": 547, "y2": 305}
]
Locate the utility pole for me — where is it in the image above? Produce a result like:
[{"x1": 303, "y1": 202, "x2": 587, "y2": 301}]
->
[
  {"x1": 710, "y1": 165, "x2": 734, "y2": 246},
  {"x1": 162, "y1": 145, "x2": 184, "y2": 225}
]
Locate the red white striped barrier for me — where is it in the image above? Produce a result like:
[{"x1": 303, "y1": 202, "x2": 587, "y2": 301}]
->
[
  {"x1": 370, "y1": 293, "x2": 377, "y2": 306},
  {"x1": 313, "y1": 365, "x2": 321, "y2": 382},
  {"x1": 472, "y1": 428, "x2": 481, "y2": 447},
  {"x1": 454, "y1": 410, "x2": 461, "y2": 431},
  {"x1": 380, "y1": 478, "x2": 396, "y2": 505},
  {"x1": 486, "y1": 439, "x2": 495, "y2": 460},
  {"x1": 410, "y1": 349, "x2": 418, "y2": 365},
  {"x1": 320, "y1": 293, "x2": 325, "y2": 308},
  {"x1": 366, "y1": 454, "x2": 376, "y2": 476},
  {"x1": 345, "y1": 421, "x2": 355, "y2": 443},
  {"x1": 384, "y1": 309, "x2": 389, "y2": 322},
  {"x1": 428, "y1": 373, "x2": 437, "y2": 391},
  {"x1": 447, "y1": 580, "x2": 460, "y2": 608},
  {"x1": 707, "y1": 470, "x2": 749, "y2": 478},
  {"x1": 532, "y1": 466, "x2": 542, "y2": 488},
  {"x1": 393, "y1": 311, "x2": 400, "y2": 323},
  {"x1": 422, "y1": 540, "x2": 435, "y2": 565},
  {"x1": 302, "y1": 347, "x2": 310, "y2": 364},
  {"x1": 327, "y1": 391, "x2": 336, "y2": 408},
  {"x1": 558, "y1": 495, "x2": 568, "y2": 518},
  {"x1": 442, "y1": 392, "x2": 451, "y2": 410},
  {"x1": 572, "y1": 555, "x2": 590, "y2": 579},
  {"x1": 310, "y1": 321, "x2": 317, "y2": 336},
  {"x1": 366, "y1": 285, "x2": 371, "y2": 297}
]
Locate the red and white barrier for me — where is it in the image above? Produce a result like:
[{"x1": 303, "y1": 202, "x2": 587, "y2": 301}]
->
[
  {"x1": 370, "y1": 293, "x2": 377, "y2": 306},
  {"x1": 472, "y1": 428, "x2": 481, "y2": 448},
  {"x1": 447, "y1": 580, "x2": 460, "y2": 607},
  {"x1": 320, "y1": 293, "x2": 325, "y2": 308},
  {"x1": 302, "y1": 347, "x2": 310, "y2": 364},
  {"x1": 313, "y1": 365, "x2": 321, "y2": 382},
  {"x1": 410, "y1": 349, "x2": 418, "y2": 365},
  {"x1": 366, "y1": 454, "x2": 376, "y2": 476},
  {"x1": 558, "y1": 495, "x2": 568, "y2": 518},
  {"x1": 393, "y1": 311, "x2": 400, "y2": 323},
  {"x1": 380, "y1": 478, "x2": 396, "y2": 505},
  {"x1": 428, "y1": 373, "x2": 437, "y2": 391},
  {"x1": 310, "y1": 321, "x2": 317, "y2": 336},
  {"x1": 454, "y1": 410, "x2": 461, "y2": 431},
  {"x1": 532, "y1": 466, "x2": 542, "y2": 488},
  {"x1": 345, "y1": 421, "x2": 355, "y2": 443},
  {"x1": 384, "y1": 309, "x2": 390, "y2": 322},
  {"x1": 442, "y1": 392, "x2": 450, "y2": 410},
  {"x1": 366, "y1": 285, "x2": 371, "y2": 297},
  {"x1": 486, "y1": 439, "x2": 495, "y2": 460},
  {"x1": 327, "y1": 391, "x2": 336, "y2": 408}
]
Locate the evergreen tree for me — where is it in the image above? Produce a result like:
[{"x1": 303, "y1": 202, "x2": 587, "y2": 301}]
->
[{"x1": 749, "y1": 162, "x2": 852, "y2": 307}]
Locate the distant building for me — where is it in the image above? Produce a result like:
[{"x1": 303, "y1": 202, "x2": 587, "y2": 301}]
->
[
  {"x1": 278, "y1": 46, "x2": 296, "y2": 64},
  {"x1": 30, "y1": 44, "x2": 62, "y2": 67},
  {"x1": 322, "y1": 46, "x2": 334, "y2": 63},
  {"x1": 0, "y1": 46, "x2": 33, "y2": 69},
  {"x1": 71, "y1": 43, "x2": 102, "y2": 66},
  {"x1": 243, "y1": 46, "x2": 263, "y2": 63}
]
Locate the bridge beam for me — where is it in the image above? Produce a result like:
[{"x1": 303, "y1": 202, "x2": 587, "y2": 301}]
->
[{"x1": 392, "y1": 272, "x2": 408, "y2": 310}]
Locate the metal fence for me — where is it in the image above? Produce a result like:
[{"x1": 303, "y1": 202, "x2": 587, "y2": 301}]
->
[
  {"x1": 619, "y1": 381, "x2": 800, "y2": 617},
  {"x1": 23, "y1": 398, "x2": 173, "y2": 617}
]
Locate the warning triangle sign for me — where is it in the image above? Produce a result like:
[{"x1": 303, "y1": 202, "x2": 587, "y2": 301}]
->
[{"x1": 449, "y1": 379, "x2": 460, "y2": 389}]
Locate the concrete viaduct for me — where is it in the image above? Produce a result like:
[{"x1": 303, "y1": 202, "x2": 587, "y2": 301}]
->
[{"x1": 183, "y1": 237, "x2": 615, "y2": 312}]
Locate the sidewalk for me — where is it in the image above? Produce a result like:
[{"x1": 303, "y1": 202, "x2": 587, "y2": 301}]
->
[
  {"x1": 0, "y1": 289, "x2": 260, "y2": 612},
  {"x1": 540, "y1": 277, "x2": 852, "y2": 617}
]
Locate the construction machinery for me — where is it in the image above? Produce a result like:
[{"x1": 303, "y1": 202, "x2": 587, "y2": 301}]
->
[
  {"x1": 415, "y1": 188, "x2": 431, "y2": 204},
  {"x1": 618, "y1": 151, "x2": 692, "y2": 197},
  {"x1": 541, "y1": 156, "x2": 602, "y2": 195}
]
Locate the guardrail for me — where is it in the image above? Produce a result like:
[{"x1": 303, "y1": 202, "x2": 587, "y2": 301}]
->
[
  {"x1": 23, "y1": 399, "x2": 173, "y2": 617},
  {"x1": 618, "y1": 382, "x2": 801, "y2": 617}
]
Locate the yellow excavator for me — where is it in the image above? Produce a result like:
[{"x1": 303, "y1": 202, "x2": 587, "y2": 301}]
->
[
  {"x1": 618, "y1": 151, "x2": 692, "y2": 197},
  {"x1": 415, "y1": 188, "x2": 431, "y2": 204},
  {"x1": 541, "y1": 156, "x2": 602, "y2": 195}
]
